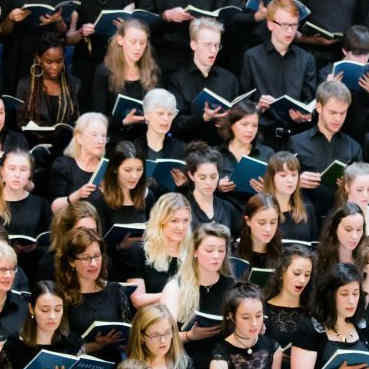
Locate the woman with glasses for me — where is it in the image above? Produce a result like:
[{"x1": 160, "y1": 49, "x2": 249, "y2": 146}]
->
[
  {"x1": 50, "y1": 112, "x2": 108, "y2": 213},
  {"x1": 0, "y1": 241, "x2": 28, "y2": 340},
  {"x1": 55, "y1": 227, "x2": 131, "y2": 363},
  {"x1": 127, "y1": 304, "x2": 191, "y2": 369},
  {"x1": 0, "y1": 280, "x2": 83, "y2": 369}
]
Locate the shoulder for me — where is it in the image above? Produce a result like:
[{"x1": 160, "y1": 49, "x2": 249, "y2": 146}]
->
[
  {"x1": 289, "y1": 129, "x2": 313, "y2": 146},
  {"x1": 244, "y1": 43, "x2": 265, "y2": 58},
  {"x1": 218, "y1": 275, "x2": 235, "y2": 289},
  {"x1": 95, "y1": 63, "x2": 110, "y2": 77},
  {"x1": 290, "y1": 44, "x2": 315, "y2": 61},
  {"x1": 258, "y1": 334, "x2": 280, "y2": 353},
  {"x1": 51, "y1": 156, "x2": 76, "y2": 171},
  {"x1": 213, "y1": 66, "x2": 237, "y2": 80},
  {"x1": 8, "y1": 289, "x2": 31, "y2": 305}
]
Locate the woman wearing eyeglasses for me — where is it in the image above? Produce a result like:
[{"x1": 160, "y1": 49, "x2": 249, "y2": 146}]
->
[
  {"x1": 55, "y1": 227, "x2": 131, "y2": 363},
  {"x1": 50, "y1": 112, "x2": 108, "y2": 213},
  {"x1": 127, "y1": 304, "x2": 191, "y2": 369},
  {"x1": 0, "y1": 241, "x2": 28, "y2": 340}
]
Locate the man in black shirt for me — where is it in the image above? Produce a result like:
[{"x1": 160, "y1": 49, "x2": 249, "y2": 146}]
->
[
  {"x1": 288, "y1": 80, "x2": 362, "y2": 220},
  {"x1": 240, "y1": 0, "x2": 316, "y2": 150},
  {"x1": 168, "y1": 17, "x2": 239, "y2": 146}
]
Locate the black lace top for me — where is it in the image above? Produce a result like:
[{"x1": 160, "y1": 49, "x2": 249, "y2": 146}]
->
[
  {"x1": 264, "y1": 303, "x2": 308, "y2": 369},
  {"x1": 212, "y1": 336, "x2": 279, "y2": 369}
]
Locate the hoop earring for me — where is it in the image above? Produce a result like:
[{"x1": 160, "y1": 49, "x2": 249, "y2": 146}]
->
[{"x1": 30, "y1": 63, "x2": 44, "y2": 78}]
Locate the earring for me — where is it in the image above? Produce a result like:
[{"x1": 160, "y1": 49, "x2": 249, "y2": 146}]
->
[
  {"x1": 30, "y1": 63, "x2": 43, "y2": 78},
  {"x1": 31, "y1": 314, "x2": 34, "y2": 319}
]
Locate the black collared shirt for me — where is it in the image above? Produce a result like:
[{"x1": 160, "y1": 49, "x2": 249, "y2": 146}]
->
[
  {"x1": 288, "y1": 125, "x2": 362, "y2": 217},
  {"x1": 168, "y1": 61, "x2": 239, "y2": 145},
  {"x1": 241, "y1": 40, "x2": 316, "y2": 103},
  {"x1": 0, "y1": 290, "x2": 29, "y2": 339}
]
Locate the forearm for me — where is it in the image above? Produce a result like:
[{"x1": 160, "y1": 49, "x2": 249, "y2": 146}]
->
[
  {"x1": 131, "y1": 292, "x2": 162, "y2": 309},
  {"x1": 0, "y1": 17, "x2": 15, "y2": 35},
  {"x1": 66, "y1": 28, "x2": 83, "y2": 44}
]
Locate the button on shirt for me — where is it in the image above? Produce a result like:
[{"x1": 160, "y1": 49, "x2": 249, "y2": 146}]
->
[{"x1": 168, "y1": 61, "x2": 239, "y2": 145}]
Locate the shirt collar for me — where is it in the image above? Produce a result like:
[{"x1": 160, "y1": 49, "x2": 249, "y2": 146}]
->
[
  {"x1": 265, "y1": 39, "x2": 295, "y2": 57},
  {"x1": 188, "y1": 60, "x2": 218, "y2": 77},
  {"x1": 309, "y1": 125, "x2": 343, "y2": 140}
]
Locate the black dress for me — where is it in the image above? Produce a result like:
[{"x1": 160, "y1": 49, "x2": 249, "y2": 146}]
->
[
  {"x1": 184, "y1": 275, "x2": 235, "y2": 369},
  {"x1": 264, "y1": 302, "x2": 308, "y2": 369},
  {"x1": 0, "y1": 290, "x2": 29, "y2": 339},
  {"x1": 293, "y1": 316, "x2": 369, "y2": 369},
  {"x1": 49, "y1": 156, "x2": 98, "y2": 200},
  {"x1": 212, "y1": 335, "x2": 279, "y2": 369},
  {"x1": 118, "y1": 241, "x2": 180, "y2": 292},
  {"x1": 71, "y1": 0, "x2": 132, "y2": 112},
  {"x1": 2, "y1": 334, "x2": 82, "y2": 369},
  {"x1": 68, "y1": 281, "x2": 131, "y2": 363}
]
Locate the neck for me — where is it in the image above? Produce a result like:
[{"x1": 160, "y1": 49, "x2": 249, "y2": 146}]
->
[
  {"x1": 252, "y1": 238, "x2": 267, "y2": 253},
  {"x1": 198, "y1": 267, "x2": 220, "y2": 286},
  {"x1": 149, "y1": 355, "x2": 167, "y2": 369},
  {"x1": 146, "y1": 129, "x2": 165, "y2": 151},
  {"x1": 272, "y1": 289, "x2": 300, "y2": 308},
  {"x1": 335, "y1": 316, "x2": 350, "y2": 331},
  {"x1": 275, "y1": 192, "x2": 291, "y2": 213},
  {"x1": 318, "y1": 121, "x2": 334, "y2": 142},
  {"x1": 229, "y1": 139, "x2": 252, "y2": 156},
  {"x1": 271, "y1": 36, "x2": 289, "y2": 56},
  {"x1": 3, "y1": 185, "x2": 27, "y2": 201},
  {"x1": 79, "y1": 278, "x2": 99, "y2": 294},
  {"x1": 78, "y1": 151, "x2": 100, "y2": 171},
  {"x1": 164, "y1": 239, "x2": 180, "y2": 258},
  {"x1": 193, "y1": 56, "x2": 211, "y2": 77},
  {"x1": 121, "y1": 187, "x2": 133, "y2": 205},
  {"x1": 36, "y1": 329, "x2": 55, "y2": 345},
  {"x1": 338, "y1": 246, "x2": 354, "y2": 264},
  {"x1": 193, "y1": 187, "x2": 213, "y2": 205}
]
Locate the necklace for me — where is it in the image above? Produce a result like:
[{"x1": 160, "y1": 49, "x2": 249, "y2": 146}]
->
[
  {"x1": 0, "y1": 295, "x2": 6, "y2": 311},
  {"x1": 233, "y1": 331, "x2": 258, "y2": 354},
  {"x1": 333, "y1": 326, "x2": 356, "y2": 342}
]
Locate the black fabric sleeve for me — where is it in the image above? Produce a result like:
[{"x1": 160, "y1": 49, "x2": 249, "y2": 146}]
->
[
  {"x1": 49, "y1": 156, "x2": 72, "y2": 200},
  {"x1": 92, "y1": 63, "x2": 110, "y2": 115},
  {"x1": 301, "y1": 53, "x2": 317, "y2": 103},
  {"x1": 117, "y1": 242, "x2": 146, "y2": 281},
  {"x1": 292, "y1": 318, "x2": 323, "y2": 352}
]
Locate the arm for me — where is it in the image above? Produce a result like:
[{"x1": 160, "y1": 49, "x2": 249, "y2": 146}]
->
[
  {"x1": 290, "y1": 346, "x2": 317, "y2": 369},
  {"x1": 301, "y1": 54, "x2": 317, "y2": 103},
  {"x1": 272, "y1": 348, "x2": 283, "y2": 369},
  {"x1": 210, "y1": 360, "x2": 228, "y2": 369},
  {"x1": 127, "y1": 278, "x2": 162, "y2": 308},
  {"x1": 92, "y1": 64, "x2": 109, "y2": 114},
  {"x1": 66, "y1": 11, "x2": 95, "y2": 45},
  {"x1": 0, "y1": 8, "x2": 30, "y2": 35},
  {"x1": 160, "y1": 278, "x2": 180, "y2": 319}
]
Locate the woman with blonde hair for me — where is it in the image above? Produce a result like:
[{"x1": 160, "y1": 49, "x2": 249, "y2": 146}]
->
[
  {"x1": 36, "y1": 201, "x2": 102, "y2": 282},
  {"x1": 128, "y1": 304, "x2": 190, "y2": 369},
  {"x1": 49, "y1": 112, "x2": 108, "y2": 212},
  {"x1": 119, "y1": 192, "x2": 192, "y2": 308},
  {"x1": 161, "y1": 222, "x2": 235, "y2": 369},
  {"x1": 263, "y1": 151, "x2": 318, "y2": 241},
  {"x1": 337, "y1": 162, "x2": 369, "y2": 235},
  {"x1": 93, "y1": 18, "x2": 160, "y2": 135}
]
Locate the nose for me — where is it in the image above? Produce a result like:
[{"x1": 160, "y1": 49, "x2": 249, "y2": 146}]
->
[
  {"x1": 264, "y1": 223, "x2": 272, "y2": 232},
  {"x1": 90, "y1": 257, "x2": 97, "y2": 266},
  {"x1": 348, "y1": 294, "x2": 356, "y2": 305}
]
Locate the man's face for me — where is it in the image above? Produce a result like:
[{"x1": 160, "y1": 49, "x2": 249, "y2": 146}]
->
[
  {"x1": 191, "y1": 28, "x2": 221, "y2": 69},
  {"x1": 268, "y1": 8, "x2": 298, "y2": 49},
  {"x1": 317, "y1": 97, "x2": 349, "y2": 136}
]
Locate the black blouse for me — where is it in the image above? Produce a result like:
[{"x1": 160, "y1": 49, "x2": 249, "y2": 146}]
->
[
  {"x1": 118, "y1": 242, "x2": 180, "y2": 292},
  {"x1": 2, "y1": 334, "x2": 82, "y2": 369},
  {"x1": 212, "y1": 335, "x2": 279, "y2": 369},
  {"x1": 0, "y1": 291, "x2": 29, "y2": 339}
]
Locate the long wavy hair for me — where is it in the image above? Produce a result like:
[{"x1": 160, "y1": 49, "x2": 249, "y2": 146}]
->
[
  {"x1": 264, "y1": 151, "x2": 307, "y2": 223},
  {"x1": 264, "y1": 244, "x2": 316, "y2": 311},
  {"x1": 238, "y1": 193, "x2": 282, "y2": 265},
  {"x1": 104, "y1": 19, "x2": 160, "y2": 93},
  {"x1": 318, "y1": 202, "x2": 365, "y2": 273},
  {"x1": 128, "y1": 304, "x2": 189, "y2": 369},
  {"x1": 102, "y1": 141, "x2": 146, "y2": 209},
  {"x1": 144, "y1": 193, "x2": 192, "y2": 272},
  {"x1": 55, "y1": 228, "x2": 107, "y2": 305},
  {"x1": 50, "y1": 201, "x2": 102, "y2": 252},
  {"x1": 312, "y1": 263, "x2": 365, "y2": 329},
  {"x1": 175, "y1": 223, "x2": 232, "y2": 325}
]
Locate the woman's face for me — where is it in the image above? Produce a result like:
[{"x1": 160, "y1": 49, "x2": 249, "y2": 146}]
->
[
  {"x1": 31, "y1": 293, "x2": 63, "y2": 335},
  {"x1": 194, "y1": 235, "x2": 226, "y2": 274},
  {"x1": 347, "y1": 175, "x2": 369, "y2": 211},
  {"x1": 188, "y1": 163, "x2": 218, "y2": 197},
  {"x1": 234, "y1": 298, "x2": 263, "y2": 341},
  {"x1": 38, "y1": 47, "x2": 64, "y2": 81},
  {"x1": 335, "y1": 281, "x2": 360, "y2": 320},
  {"x1": 71, "y1": 242, "x2": 102, "y2": 284},
  {"x1": 273, "y1": 163, "x2": 299, "y2": 197},
  {"x1": 118, "y1": 26, "x2": 148, "y2": 65},
  {"x1": 77, "y1": 121, "x2": 107, "y2": 158},
  {"x1": 143, "y1": 318, "x2": 173, "y2": 359},
  {"x1": 0, "y1": 257, "x2": 17, "y2": 293},
  {"x1": 1, "y1": 153, "x2": 31, "y2": 192},
  {"x1": 336, "y1": 213, "x2": 364, "y2": 254},
  {"x1": 0, "y1": 99, "x2": 5, "y2": 132},
  {"x1": 282, "y1": 256, "x2": 312, "y2": 298},
  {"x1": 162, "y1": 208, "x2": 191, "y2": 246},
  {"x1": 74, "y1": 217, "x2": 98, "y2": 231},
  {"x1": 118, "y1": 158, "x2": 144, "y2": 192},
  {"x1": 231, "y1": 113, "x2": 259, "y2": 146},
  {"x1": 146, "y1": 107, "x2": 176, "y2": 136},
  {"x1": 246, "y1": 207, "x2": 278, "y2": 246}
]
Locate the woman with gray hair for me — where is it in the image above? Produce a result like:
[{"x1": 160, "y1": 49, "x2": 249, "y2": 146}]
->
[
  {"x1": 0, "y1": 241, "x2": 29, "y2": 339},
  {"x1": 134, "y1": 88, "x2": 186, "y2": 193},
  {"x1": 50, "y1": 112, "x2": 108, "y2": 213}
]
